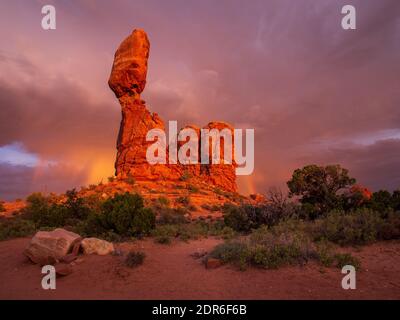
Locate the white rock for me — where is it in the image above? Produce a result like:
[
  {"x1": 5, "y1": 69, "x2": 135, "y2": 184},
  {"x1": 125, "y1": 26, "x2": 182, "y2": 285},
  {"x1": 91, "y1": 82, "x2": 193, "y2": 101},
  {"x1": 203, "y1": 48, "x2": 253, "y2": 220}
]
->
[{"x1": 81, "y1": 238, "x2": 114, "y2": 255}]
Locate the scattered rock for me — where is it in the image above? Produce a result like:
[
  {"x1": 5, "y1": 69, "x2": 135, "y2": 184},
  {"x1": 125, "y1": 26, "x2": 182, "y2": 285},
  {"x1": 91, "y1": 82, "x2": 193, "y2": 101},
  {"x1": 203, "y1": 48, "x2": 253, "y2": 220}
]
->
[
  {"x1": 60, "y1": 253, "x2": 77, "y2": 264},
  {"x1": 74, "y1": 258, "x2": 85, "y2": 265},
  {"x1": 24, "y1": 228, "x2": 81, "y2": 265},
  {"x1": 205, "y1": 257, "x2": 222, "y2": 269},
  {"x1": 55, "y1": 263, "x2": 73, "y2": 277},
  {"x1": 81, "y1": 238, "x2": 114, "y2": 255}
]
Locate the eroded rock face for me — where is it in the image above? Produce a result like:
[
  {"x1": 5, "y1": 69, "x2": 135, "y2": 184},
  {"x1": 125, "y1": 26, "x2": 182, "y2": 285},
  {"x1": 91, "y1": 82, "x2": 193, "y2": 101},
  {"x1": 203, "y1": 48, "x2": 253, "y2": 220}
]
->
[
  {"x1": 201, "y1": 122, "x2": 237, "y2": 192},
  {"x1": 109, "y1": 29, "x2": 237, "y2": 192},
  {"x1": 108, "y1": 29, "x2": 149, "y2": 98},
  {"x1": 24, "y1": 229, "x2": 81, "y2": 265}
]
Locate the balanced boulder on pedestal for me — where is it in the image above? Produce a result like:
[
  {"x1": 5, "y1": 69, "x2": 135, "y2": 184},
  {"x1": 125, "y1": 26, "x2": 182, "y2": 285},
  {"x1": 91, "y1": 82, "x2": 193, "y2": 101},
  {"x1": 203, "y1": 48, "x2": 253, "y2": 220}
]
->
[{"x1": 109, "y1": 29, "x2": 237, "y2": 192}]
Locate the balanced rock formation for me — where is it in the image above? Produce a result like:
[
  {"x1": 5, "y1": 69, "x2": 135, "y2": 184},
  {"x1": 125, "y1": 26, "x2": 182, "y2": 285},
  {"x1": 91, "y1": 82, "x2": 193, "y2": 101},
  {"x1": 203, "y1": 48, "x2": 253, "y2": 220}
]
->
[{"x1": 109, "y1": 29, "x2": 237, "y2": 192}]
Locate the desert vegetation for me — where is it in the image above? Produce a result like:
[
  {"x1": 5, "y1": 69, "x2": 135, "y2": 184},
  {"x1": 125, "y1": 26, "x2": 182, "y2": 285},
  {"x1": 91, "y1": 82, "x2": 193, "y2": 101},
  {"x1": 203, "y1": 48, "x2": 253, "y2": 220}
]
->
[
  {"x1": 208, "y1": 164, "x2": 400, "y2": 270},
  {"x1": 0, "y1": 164, "x2": 399, "y2": 272},
  {"x1": 124, "y1": 250, "x2": 146, "y2": 268}
]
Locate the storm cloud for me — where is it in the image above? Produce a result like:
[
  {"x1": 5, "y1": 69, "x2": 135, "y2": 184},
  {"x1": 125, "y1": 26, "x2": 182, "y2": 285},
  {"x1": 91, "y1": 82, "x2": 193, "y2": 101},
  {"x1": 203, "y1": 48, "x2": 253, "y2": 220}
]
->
[{"x1": 0, "y1": 0, "x2": 399, "y2": 200}]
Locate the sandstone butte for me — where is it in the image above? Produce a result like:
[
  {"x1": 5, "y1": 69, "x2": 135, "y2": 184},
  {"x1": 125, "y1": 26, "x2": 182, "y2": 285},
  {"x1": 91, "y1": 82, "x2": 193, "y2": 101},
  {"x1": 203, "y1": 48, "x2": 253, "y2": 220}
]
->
[{"x1": 108, "y1": 29, "x2": 237, "y2": 193}]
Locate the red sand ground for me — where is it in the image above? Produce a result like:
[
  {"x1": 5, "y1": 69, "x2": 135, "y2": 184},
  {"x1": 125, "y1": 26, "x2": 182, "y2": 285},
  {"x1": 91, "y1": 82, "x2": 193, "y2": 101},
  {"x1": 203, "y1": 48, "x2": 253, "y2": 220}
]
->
[{"x1": 0, "y1": 237, "x2": 399, "y2": 300}]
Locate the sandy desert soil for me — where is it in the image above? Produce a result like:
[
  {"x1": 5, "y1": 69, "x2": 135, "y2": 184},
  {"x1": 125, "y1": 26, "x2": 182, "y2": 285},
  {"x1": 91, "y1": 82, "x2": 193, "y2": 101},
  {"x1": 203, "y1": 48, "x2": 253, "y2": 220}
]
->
[{"x1": 0, "y1": 237, "x2": 399, "y2": 300}]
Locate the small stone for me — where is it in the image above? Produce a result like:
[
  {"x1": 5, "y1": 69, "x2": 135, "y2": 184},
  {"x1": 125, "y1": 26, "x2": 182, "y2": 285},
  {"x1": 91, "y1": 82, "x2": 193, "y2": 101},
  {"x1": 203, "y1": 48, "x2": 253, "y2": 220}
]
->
[
  {"x1": 60, "y1": 253, "x2": 77, "y2": 264},
  {"x1": 206, "y1": 258, "x2": 222, "y2": 269}
]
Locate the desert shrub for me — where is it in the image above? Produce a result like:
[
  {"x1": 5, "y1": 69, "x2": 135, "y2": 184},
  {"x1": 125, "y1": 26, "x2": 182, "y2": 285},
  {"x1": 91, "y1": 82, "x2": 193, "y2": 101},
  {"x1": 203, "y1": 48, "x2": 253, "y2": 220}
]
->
[
  {"x1": 157, "y1": 207, "x2": 187, "y2": 225},
  {"x1": 0, "y1": 218, "x2": 36, "y2": 240},
  {"x1": 180, "y1": 171, "x2": 192, "y2": 181},
  {"x1": 178, "y1": 221, "x2": 209, "y2": 241},
  {"x1": 314, "y1": 241, "x2": 335, "y2": 267},
  {"x1": 312, "y1": 208, "x2": 382, "y2": 246},
  {"x1": 125, "y1": 173, "x2": 135, "y2": 185},
  {"x1": 223, "y1": 203, "x2": 296, "y2": 232},
  {"x1": 125, "y1": 250, "x2": 146, "y2": 268},
  {"x1": 377, "y1": 211, "x2": 400, "y2": 240},
  {"x1": 24, "y1": 193, "x2": 68, "y2": 228},
  {"x1": 209, "y1": 241, "x2": 251, "y2": 270},
  {"x1": 82, "y1": 193, "x2": 104, "y2": 212},
  {"x1": 151, "y1": 224, "x2": 179, "y2": 244},
  {"x1": 176, "y1": 196, "x2": 191, "y2": 207},
  {"x1": 393, "y1": 190, "x2": 400, "y2": 211},
  {"x1": 107, "y1": 176, "x2": 115, "y2": 183},
  {"x1": 368, "y1": 190, "x2": 393, "y2": 212},
  {"x1": 101, "y1": 193, "x2": 155, "y2": 237},
  {"x1": 74, "y1": 213, "x2": 124, "y2": 242},
  {"x1": 251, "y1": 243, "x2": 305, "y2": 269},
  {"x1": 151, "y1": 221, "x2": 215, "y2": 243},
  {"x1": 156, "y1": 196, "x2": 170, "y2": 208},
  {"x1": 99, "y1": 230, "x2": 124, "y2": 243},
  {"x1": 298, "y1": 203, "x2": 320, "y2": 220},
  {"x1": 77, "y1": 193, "x2": 154, "y2": 238},
  {"x1": 209, "y1": 221, "x2": 365, "y2": 270},
  {"x1": 270, "y1": 218, "x2": 310, "y2": 236},
  {"x1": 24, "y1": 191, "x2": 92, "y2": 229},
  {"x1": 0, "y1": 202, "x2": 5, "y2": 212},
  {"x1": 252, "y1": 225, "x2": 314, "y2": 268},
  {"x1": 65, "y1": 189, "x2": 90, "y2": 220},
  {"x1": 223, "y1": 204, "x2": 251, "y2": 232},
  {"x1": 313, "y1": 241, "x2": 361, "y2": 269},
  {"x1": 334, "y1": 253, "x2": 361, "y2": 270},
  {"x1": 218, "y1": 226, "x2": 236, "y2": 240},
  {"x1": 188, "y1": 184, "x2": 199, "y2": 193},
  {"x1": 209, "y1": 224, "x2": 315, "y2": 271}
]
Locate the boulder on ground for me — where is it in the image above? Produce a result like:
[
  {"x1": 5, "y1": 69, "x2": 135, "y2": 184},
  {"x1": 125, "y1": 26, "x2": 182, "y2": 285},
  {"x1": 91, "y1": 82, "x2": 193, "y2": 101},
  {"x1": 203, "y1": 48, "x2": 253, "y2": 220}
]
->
[
  {"x1": 24, "y1": 228, "x2": 81, "y2": 265},
  {"x1": 81, "y1": 238, "x2": 114, "y2": 255}
]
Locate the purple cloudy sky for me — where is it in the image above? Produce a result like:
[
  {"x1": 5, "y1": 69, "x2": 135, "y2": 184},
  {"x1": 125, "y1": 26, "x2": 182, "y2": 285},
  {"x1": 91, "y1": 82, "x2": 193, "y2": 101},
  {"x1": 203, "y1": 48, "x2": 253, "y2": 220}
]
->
[{"x1": 0, "y1": 0, "x2": 400, "y2": 200}]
